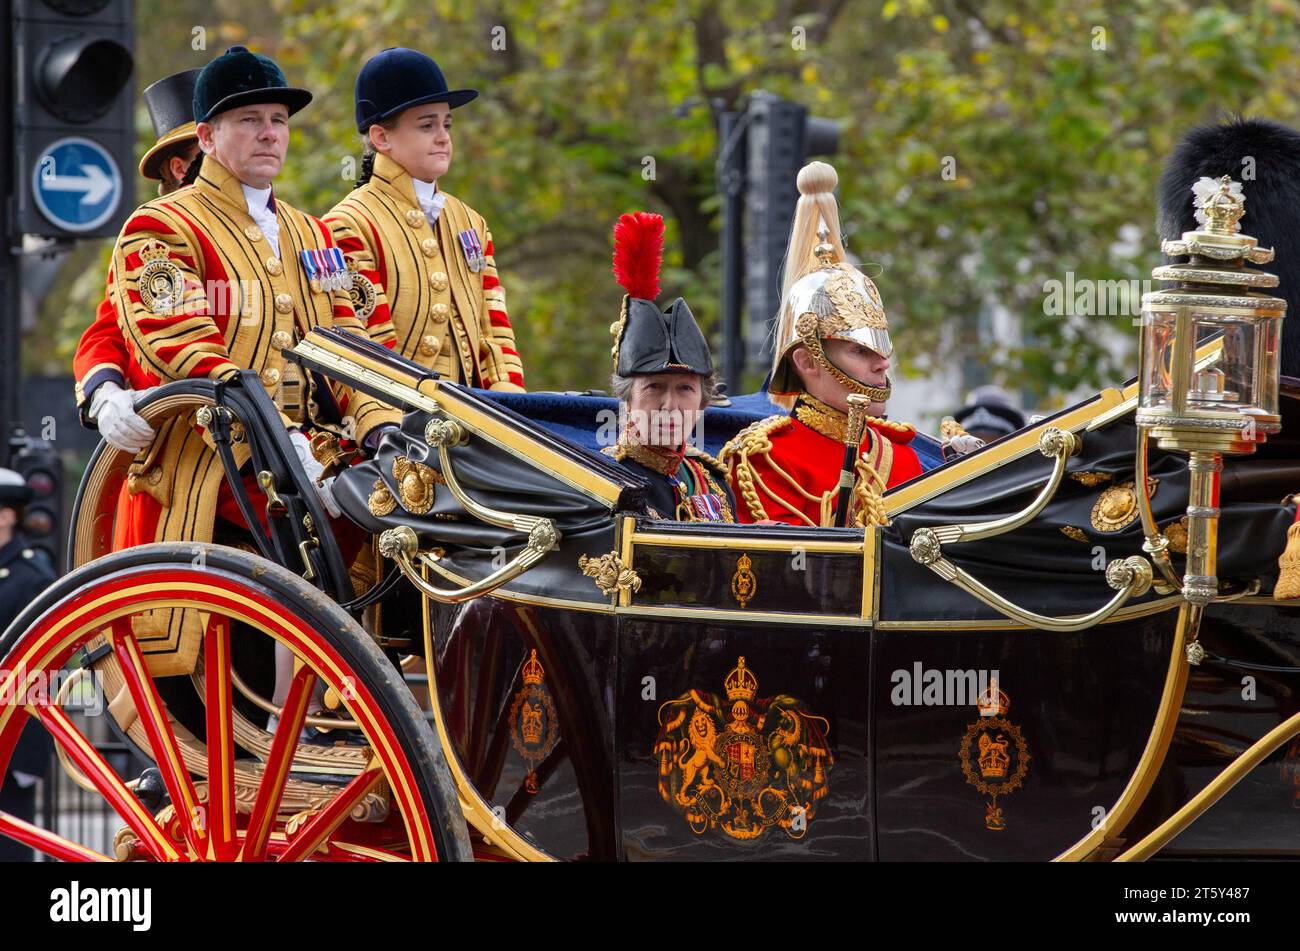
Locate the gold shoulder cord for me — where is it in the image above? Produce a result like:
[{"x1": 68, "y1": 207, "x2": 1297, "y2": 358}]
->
[{"x1": 720, "y1": 416, "x2": 825, "y2": 526}]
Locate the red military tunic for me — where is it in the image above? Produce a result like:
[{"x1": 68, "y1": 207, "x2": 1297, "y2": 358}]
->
[{"x1": 722, "y1": 392, "x2": 923, "y2": 527}]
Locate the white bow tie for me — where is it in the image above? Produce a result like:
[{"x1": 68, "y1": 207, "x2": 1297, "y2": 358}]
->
[{"x1": 419, "y1": 191, "x2": 446, "y2": 224}]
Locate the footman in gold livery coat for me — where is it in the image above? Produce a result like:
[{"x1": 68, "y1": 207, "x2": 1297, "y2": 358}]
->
[
  {"x1": 107, "y1": 45, "x2": 399, "y2": 553},
  {"x1": 324, "y1": 48, "x2": 525, "y2": 390}
]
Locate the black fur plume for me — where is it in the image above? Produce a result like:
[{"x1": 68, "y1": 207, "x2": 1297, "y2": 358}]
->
[{"x1": 1157, "y1": 116, "x2": 1300, "y2": 376}]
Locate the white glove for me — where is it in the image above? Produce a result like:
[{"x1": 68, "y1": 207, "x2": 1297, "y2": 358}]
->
[
  {"x1": 289, "y1": 430, "x2": 342, "y2": 518},
  {"x1": 946, "y1": 433, "x2": 986, "y2": 455},
  {"x1": 89, "y1": 381, "x2": 155, "y2": 453}
]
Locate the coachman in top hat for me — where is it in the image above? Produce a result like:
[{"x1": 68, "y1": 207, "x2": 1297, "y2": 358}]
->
[{"x1": 74, "y1": 69, "x2": 204, "y2": 451}]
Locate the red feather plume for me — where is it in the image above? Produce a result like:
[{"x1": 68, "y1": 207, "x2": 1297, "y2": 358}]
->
[{"x1": 612, "y1": 211, "x2": 664, "y2": 301}]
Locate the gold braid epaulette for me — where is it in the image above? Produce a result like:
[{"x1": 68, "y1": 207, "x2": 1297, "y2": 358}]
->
[
  {"x1": 720, "y1": 415, "x2": 794, "y2": 522},
  {"x1": 685, "y1": 445, "x2": 727, "y2": 478}
]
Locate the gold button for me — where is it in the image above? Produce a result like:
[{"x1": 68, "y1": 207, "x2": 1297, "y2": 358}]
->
[
  {"x1": 147, "y1": 466, "x2": 163, "y2": 486},
  {"x1": 245, "y1": 226, "x2": 263, "y2": 242},
  {"x1": 405, "y1": 209, "x2": 425, "y2": 228},
  {"x1": 274, "y1": 293, "x2": 293, "y2": 314},
  {"x1": 271, "y1": 330, "x2": 293, "y2": 350},
  {"x1": 261, "y1": 367, "x2": 281, "y2": 386},
  {"x1": 421, "y1": 237, "x2": 440, "y2": 257},
  {"x1": 431, "y1": 302, "x2": 449, "y2": 323},
  {"x1": 430, "y1": 271, "x2": 447, "y2": 291},
  {"x1": 419, "y1": 335, "x2": 441, "y2": 357},
  {"x1": 266, "y1": 256, "x2": 282, "y2": 276}
]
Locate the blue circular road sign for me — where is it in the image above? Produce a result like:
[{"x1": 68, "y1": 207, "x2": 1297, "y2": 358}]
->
[{"x1": 31, "y1": 137, "x2": 124, "y2": 233}]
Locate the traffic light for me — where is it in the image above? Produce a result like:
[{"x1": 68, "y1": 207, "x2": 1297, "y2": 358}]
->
[
  {"x1": 744, "y1": 92, "x2": 840, "y2": 344},
  {"x1": 9, "y1": 434, "x2": 64, "y2": 571},
  {"x1": 10, "y1": 0, "x2": 135, "y2": 239},
  {"x1": 718, "y1": 91, "x2": 840, "y2": 390}
]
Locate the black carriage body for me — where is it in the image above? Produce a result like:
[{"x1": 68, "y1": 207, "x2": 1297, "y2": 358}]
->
[{"x1": 300, "y1": 332, "x2": 1300, "y2": 859}]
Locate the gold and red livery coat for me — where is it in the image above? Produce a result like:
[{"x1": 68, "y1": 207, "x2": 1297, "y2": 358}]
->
[
  {"x1": 104, "y1": 153, "x2": 400, "y2": 553},
  {"x1": 323, "y1": 151, "x2": 524, "y2": 391}
]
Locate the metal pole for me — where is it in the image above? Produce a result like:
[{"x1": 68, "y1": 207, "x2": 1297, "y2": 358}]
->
[
  {"x1": 717, "y1": 110, "x2": 746, "y2": 392},
  {"x1": 0, "y1": 0, "x2": 19, "y2": 467}
]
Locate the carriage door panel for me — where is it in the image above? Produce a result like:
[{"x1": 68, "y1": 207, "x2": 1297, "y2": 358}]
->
[{"x1": 616, "y1": 521, "x2": 875, "y2": 860}]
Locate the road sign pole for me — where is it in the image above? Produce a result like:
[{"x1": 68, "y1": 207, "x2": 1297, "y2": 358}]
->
[{"x1": 1, "y1": 0, "x2": 18, "y2": 467}]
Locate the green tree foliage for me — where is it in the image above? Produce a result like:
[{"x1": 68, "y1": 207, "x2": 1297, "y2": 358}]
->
[{"x1": 31, "y1": 0, "x2": 1300, "y2": 406}]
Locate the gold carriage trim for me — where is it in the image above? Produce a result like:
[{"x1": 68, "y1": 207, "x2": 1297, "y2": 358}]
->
[
  {"x1": 578, "y1": 551, "x2": 642, "y2": 598},
  {"x1": 1059, "y1": 525, "x2": 1090, "y2": 543},
  {"x1": 731, "y1": 553, "x2": 757, "y2": 608},
  {"x1": 1090, "y1": 478, "x2": 1158, "y2": 533}
]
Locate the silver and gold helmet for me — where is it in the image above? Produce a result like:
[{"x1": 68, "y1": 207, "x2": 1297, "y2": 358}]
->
[{"x1": 769, "y1": 232, "x2": 893, "y2": 400}]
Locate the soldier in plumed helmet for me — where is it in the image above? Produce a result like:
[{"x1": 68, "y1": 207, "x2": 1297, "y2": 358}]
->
[
  {"x1": 722, "y1": 161, "x2": 976, "y2": 527},
  {"x1": 601, "y1": 211, "x2": 735, "y2": 522},
  {"x1": 324, "y1": 48, "x2": 525, "y2": 390}
]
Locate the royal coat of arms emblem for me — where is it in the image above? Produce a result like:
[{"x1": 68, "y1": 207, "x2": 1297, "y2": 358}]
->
[
  {"x1": 508, "y1": 649, "x2": 559, "y2": 794},
  {"x1": 654, "y1": 656, "x2": 832, "y2": 842}
]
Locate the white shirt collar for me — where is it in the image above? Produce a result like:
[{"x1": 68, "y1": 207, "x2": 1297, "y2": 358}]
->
[
  {"x1": 411, "y1": 177, "x2": 438, "y2": 203},
  {"x1": 240, "y1": 182, "x2": 274, "y2": 218},
  {"x1": 412, "y1": 177, "x2": 445, "y2": 223}
]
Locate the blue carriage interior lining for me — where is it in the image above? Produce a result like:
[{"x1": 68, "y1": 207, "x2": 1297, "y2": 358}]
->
[{"x1": 473, "y1": 388, "x2": 948, "y2": 476}]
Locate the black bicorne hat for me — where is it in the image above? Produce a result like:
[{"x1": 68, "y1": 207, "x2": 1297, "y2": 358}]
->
[
  {"x1": 617, "y1": 296, "x2": 713, "y2": 377},
  {"x1": 610, "y1": 211, "x2": 713, "y2": 378},
  {"x1": 193, "y1": 46, "x2": 312, "y2": 124},
  {"x1": 1157, "y1": 117, "x2": 1300, "y2": 376},
  {"x1": 139, "y1": 68, "x2": 201, "y2": 180},
  {"x1": 354, "y1": 47, "x2": 478, "y2": 135}
]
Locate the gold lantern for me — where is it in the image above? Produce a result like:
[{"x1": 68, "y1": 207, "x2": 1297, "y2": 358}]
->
[{"x1": 1135, "y1": 176, "x2": 1285, "y2": 622}]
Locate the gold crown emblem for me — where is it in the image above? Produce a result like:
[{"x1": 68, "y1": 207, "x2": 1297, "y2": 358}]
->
[
  {"x1": 977, "y1": 732, "x2": 1011, "y2": 779},
  {"x1": 977, "y1": 676, "x2": 1010, "y2": 717},
  {"x1": 724, "y1": 656, "x2": 758, "y2": 703},
  {"x1": 520, "y1": 701, "x2": 544, "y2": 744},
  {"x1": 139, "y1": 239, "x2": 170, "y2": 263},
  {"x1": 522, "y1": 648, "x2": 545, "y2": 686},
  {"x1": 737, "y1": 553, "x2": 752, "y2": 572}
]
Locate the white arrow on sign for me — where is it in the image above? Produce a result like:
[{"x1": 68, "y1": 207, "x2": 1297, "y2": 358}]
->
[{"x1": 40, "y1": 164, "x2": 114, "y2": 206}]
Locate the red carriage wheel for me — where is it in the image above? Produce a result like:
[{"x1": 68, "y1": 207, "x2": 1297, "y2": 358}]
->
[{"x1": 0, "y1": 543, "x2": 471, "y2": 862}]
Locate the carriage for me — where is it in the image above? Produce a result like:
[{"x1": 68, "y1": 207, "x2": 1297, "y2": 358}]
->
[{"x1": 2, "y1": 245, "x2": 1299, "y2": 861}]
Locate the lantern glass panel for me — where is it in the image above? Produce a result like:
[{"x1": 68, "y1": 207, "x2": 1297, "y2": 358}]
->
[
  {"x1": 1139, "y1": 310, "x2": 1178, "y2": 412},
  {"x1": 1188, "y1": 314, "x2": 1266, "y2": 417}
]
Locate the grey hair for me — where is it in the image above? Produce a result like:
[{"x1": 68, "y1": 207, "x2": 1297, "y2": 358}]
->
[{"x1": 609, "y1": 370, "x2": 721, "y2": 408}]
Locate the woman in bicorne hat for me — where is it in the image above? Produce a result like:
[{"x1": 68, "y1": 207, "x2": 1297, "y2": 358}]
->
[{"x1": 602, "y1": 212, "x2": 735, "y2": 523}]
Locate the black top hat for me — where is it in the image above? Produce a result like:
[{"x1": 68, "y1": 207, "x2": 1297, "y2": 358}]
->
[
  {"x1": 192, "y1": 46, "x2": 312, "y2": 124},
  {"x1": 355, "y1": 48, "x2": 478, "y2": 134},
  {"x1": 139, "y1": 68, "x2": 201, "y2": 180}
]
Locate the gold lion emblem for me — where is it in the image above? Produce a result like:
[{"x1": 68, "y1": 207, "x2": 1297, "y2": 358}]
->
[{"x1": 654, "y1": 656, "x2": 832, "y2": 842}]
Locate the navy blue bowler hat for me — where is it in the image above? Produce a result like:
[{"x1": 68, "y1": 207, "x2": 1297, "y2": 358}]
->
[
  {"x1": 193, "y1": 46, "x2": 313, "y2": 124},
  {"x1": 354, "y1": 48, "x2": 478, "y2": 134}
]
